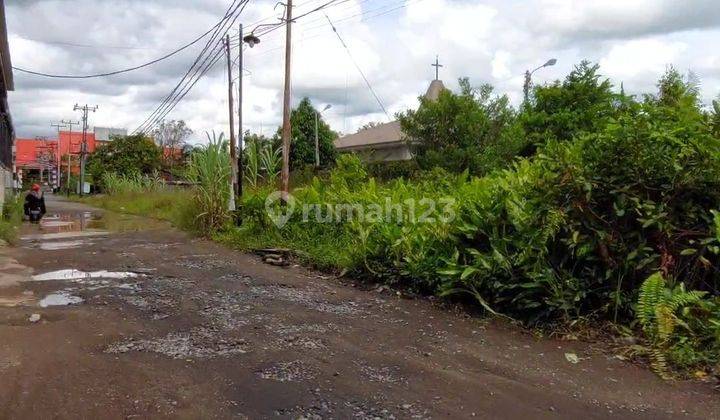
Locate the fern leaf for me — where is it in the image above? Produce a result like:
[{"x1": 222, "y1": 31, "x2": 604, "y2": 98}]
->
[{"x1": 637, "y1": 272, "x2": 666, "y2": 328}]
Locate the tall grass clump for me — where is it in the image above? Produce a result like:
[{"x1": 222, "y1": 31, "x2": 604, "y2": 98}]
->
[
  {"x1": 102, "y1": 172, "x2": 164, "y2": 195},
  {"x1": 187, "y1": 131, "x2": 232, "y2": 235},
  {"x1": 243, "y1": 140, "x2": 281, "y2": 190},
  {"x1": 0, "y1": 194, "x2": 23, "y2": 244}
]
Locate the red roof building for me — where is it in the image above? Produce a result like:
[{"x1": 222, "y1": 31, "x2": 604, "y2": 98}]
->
[{"x1": 15, "y1": 131, "x2": 97, "y2": 186}]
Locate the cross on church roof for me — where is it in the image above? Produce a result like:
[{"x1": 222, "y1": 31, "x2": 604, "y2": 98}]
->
[{"x1": 431, "y1": 55, "x2": 443, "y2": 80}]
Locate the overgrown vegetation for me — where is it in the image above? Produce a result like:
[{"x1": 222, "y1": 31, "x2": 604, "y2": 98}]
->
[
  {"x1": 92, "y1": 62, "x2": 720, "y2": 376},
  {"x1": 243, "y1": 132, "x2": 281, "y2": 189},
  {"x1": 186, "y1": 132, "x2": 232, "y2": 234},
  {"x1": 81, "y1": 175, "x2": 193, "y2": 228},
  {"x1": 637, "y1": 273, "x2": 720, "y2": 377},
  {"x1": 0, "y1": 194, "x2": 23, "y2": 244},
  {"x1": 399, "y1": 78, "x2": 524, "y2": 176},
  {"x1": 223, "y1": 64, "x2": 720, "y2": 375},
  {"x1": 87, "y1": 133, "x2": 163, "y2": 190}
]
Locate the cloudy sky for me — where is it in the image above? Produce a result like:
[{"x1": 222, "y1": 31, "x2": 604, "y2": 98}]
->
[{"x1": 6, "y1": 0, "x2": 720, "y2": 142}]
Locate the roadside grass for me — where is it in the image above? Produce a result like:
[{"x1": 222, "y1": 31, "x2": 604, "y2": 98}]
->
[
  {"x1": 214, "y1": 222, "x2": 356, "y2": 271},
  {"x1": 0, "y1": 194, "x2": 24, "y2": 245},
  {"x1": 78, "y1": 188, "x2": 196, "y2": 231}
]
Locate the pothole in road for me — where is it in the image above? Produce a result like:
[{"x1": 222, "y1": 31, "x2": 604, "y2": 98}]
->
[
  {"x1": 176, "y1": 257, "x2": 230, "y2": 270},
  {"x1": 355, "y1": 362, "x2": 407, "y2": 385},
  {"x1": 196, "y1": 290, "x2": 254, "y2": 330},
  {"x1": 257, "y1": 360, "x2": 317, "y2": 382},
  {"x1": 105, "y1": 327, "x2": 250, "y2": 359},
  {"x1": 249, "y1": 284, "x2": 365, "y2": 316}
]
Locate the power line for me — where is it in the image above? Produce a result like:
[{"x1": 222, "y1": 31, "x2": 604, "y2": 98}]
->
[
  {"x1": 250, "y1": 0, "x2": 348, "y2": 38},
  {"x1": 325, "y1": 13, "x2": 390, "y2": 120},
  {"x1": 139, "y1": 11, "x2": 247, "y2": 132},
  {"x1": 138, "y1": 0, "x2": 342, "y2": 134},
  {"x1": 134, "y1": 0, "x2": 247, "y2": 132},
  {"x1": 11, "y1": 7, "x2": 239, "y2": 79},
  {"x1": 246, "y1": 0, "x2": 421, "y2": 57},
  {"x1": 134, "y1": 0, "x2": 249, "y2": 133},
  {"x1": 18, "y1": 36, "x2": 157, "y2": 51}
]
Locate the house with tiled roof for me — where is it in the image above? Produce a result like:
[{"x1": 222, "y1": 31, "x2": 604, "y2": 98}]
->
[{"x1": 334, "y1": 79, "x2": 446, "y2": 162}]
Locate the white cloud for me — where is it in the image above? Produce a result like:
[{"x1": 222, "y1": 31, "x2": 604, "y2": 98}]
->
[
  {"x1": 600, "y1": 39, "x2": 687, "y2": 80},
  {"x1": 5, "y1": 0, "x2": 720, "y2": 141}
]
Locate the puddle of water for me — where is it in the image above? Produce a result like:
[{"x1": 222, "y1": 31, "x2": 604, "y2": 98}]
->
[
  {"x1": 31, "y1": 269, "x2": 141, "y2": 282},
  {"x1": 39, "y1": 291, "x2": 84, "y2": 307},
  {"x1": 21, "y1": 231, "x2": 108, "y2": 241},
  {"x1": 39, "y1": 240, "x2": 91, "y2": 251},
  {"x1": 41, "y1": 221, "x2": 76, "y2": 228}
]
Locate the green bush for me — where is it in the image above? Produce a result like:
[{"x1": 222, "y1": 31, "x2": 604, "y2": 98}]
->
[
  {"x1": 366, "y1": 159, "x2": 420, "y2": 181},
  {"x1": 87, "y1": 133, "x2": 163, "y2": 190},
  {"x1": 399, "y1": 78, "x2": 524, "y2": 176},
  {"x1": 0, "y1": 194, "x2": 23, "y2": 244}
]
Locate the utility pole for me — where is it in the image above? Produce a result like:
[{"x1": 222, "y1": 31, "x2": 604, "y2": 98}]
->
[
  {"x1": 61, "y1": 119, "x2": 80, "y2": 196},
  {"x1": 280, "y1": 0, "x2": 293, "y2": 201},
  {"x1": 73, "y1": 104, "x2": 98, "y2": 196},
  {"x1": 225, "y1": 34, "x2": 237, "y2": 212},
  {"x1": 51, "y1": 121, "x2": 68, "y2": 191},
  {"x1": 237, "y1": 23, "x2": 244, "y2": 208}
]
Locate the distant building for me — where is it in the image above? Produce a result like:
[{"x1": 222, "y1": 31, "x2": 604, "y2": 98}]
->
[
  {"x1": 334, "y1": 79, "x2": 446, "y2": 162},
  {"x1": 15, "y1": 131, "x2": 97, "y2": 187},
  {"x1": 94, "y1": 126, "x2": 127, "y2": 143},
  {"x1": 0, "y1": 0, "x2": 13, "y2": 205}
]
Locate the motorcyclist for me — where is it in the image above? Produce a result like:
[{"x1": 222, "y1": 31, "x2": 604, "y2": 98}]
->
[{"x1": 24, "y1": 184, "x2": 46, "y2": 223}]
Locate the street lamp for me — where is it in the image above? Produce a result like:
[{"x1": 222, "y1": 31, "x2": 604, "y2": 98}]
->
[
  {"x1": 243, "y1": 33, "x2": 261, "y2": 47},
  {"x1": 315, "y1": 104, "x2": 331, "y2": 167},
  {"x1": 523, "y1": 58, "x2": 557, "y2": 103}
]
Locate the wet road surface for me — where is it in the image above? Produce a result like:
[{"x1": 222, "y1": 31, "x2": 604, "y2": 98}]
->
[{"x1": 0, "y1": 195, "x2": 718, "y2": 419}]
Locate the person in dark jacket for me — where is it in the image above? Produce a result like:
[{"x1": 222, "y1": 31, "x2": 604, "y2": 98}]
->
[{"x1": 24, "y1": 184, "x2": 46, "y2": 223}]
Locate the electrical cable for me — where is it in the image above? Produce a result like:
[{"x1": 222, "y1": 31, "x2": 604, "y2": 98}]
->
[
  {"x1": 12, "y1": 10, "x2": 237, "y2": 79},
  {"x1": 136, "y1": 4, "x2": 248, "y2": 133},
  {"x1": 134, "y1": 0, "x2": 249, "y2": 133},
  {"x1": 324, "y1": 13, "x2": 390, "y2": 120}
]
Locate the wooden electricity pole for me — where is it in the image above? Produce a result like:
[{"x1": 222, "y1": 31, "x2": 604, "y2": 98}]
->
[
  {"x1": 50, "y1": 121, "x2": 68, "y2": 190},
  {"x1": 61, "y1": 119, "x2": 79, "y2": 196},
  {"x1": 237, "y1": 23, "x2": 244, "y2": 202},
  {"x1": 225, "y1": 34, "x2": 237, "y2": 212},
  {"x1": 73, "y1": 104, "x2": 98, "y2": 196},
  {"x1": 280, "y1": 0, "x2": 293, "y2": 201}
]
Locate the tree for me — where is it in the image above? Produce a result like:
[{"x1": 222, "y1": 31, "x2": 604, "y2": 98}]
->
[
  {"x1": 521, "y1": 61, "x2": 617, "y2": 147},
  {"x1": 274, "y1": 98, "x2": 338, "y2": 170},
  {"x1": 86, "y1": 134, "x2": 162, "y2": 187},
  {"x1": 398, "y1": 78, "x2": 522, "y2": 175},
  {"x1": 153, "y1": 119, "x2": 192, "y2": 151},
  {"x1": 152, "y1": 120, "x2": 192, "y2": 176},
  {"x1": 711, "y1": 98, "x2": 720, "y2": 138}
]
